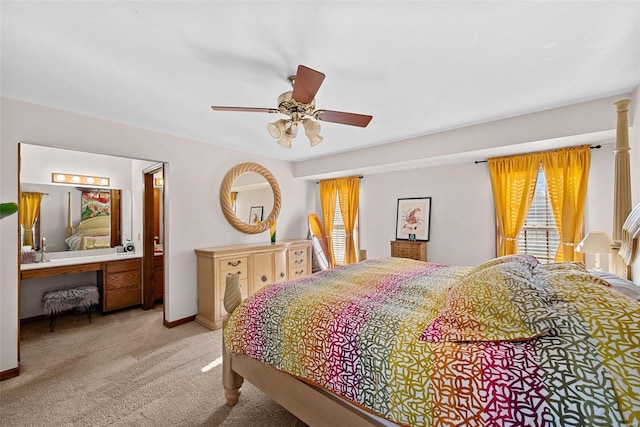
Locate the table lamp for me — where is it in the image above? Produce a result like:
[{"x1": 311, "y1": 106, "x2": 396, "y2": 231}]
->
[{"x1": 575, "y1": 231, "x2": 613, "y2": 271}]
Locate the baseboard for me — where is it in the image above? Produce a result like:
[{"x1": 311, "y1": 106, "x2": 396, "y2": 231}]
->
[
  {"x1": 163, "y1": 315, "x2": 196, "y2": 328},
  {"x1": 0, "y1": 366, "x2": 20, "y2": 381},
  {"x1": 20, "y1": 314, "x2": 47, "y2": 325}
]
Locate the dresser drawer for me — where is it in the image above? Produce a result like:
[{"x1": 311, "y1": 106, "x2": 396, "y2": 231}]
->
[
  {"x1": 217, "y1": 271, "x2": 249, "y2": 296},
  {"x1": 105, "y1": 288, "x2": 141, "y2": 311},
  {"x1": 289, "y1": 266, "x2": 310, "y2": 279},
  {"x1": 106, "y1": 258, "x2": 141, "y2": 274},
  {"x1": 219, "y1": 256, "x2": 249, "y2": 273},
  {"x1": 105, "y1": 269, "x2": 141, "y2": 291}
]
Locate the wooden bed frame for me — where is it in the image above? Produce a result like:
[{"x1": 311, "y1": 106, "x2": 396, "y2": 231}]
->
[
  {"x1": 221, "y1": 99, "x2": 636, "y2": 427},
  {"x1": 222, "y1": 319, "x2": 388, "y2": 426}
]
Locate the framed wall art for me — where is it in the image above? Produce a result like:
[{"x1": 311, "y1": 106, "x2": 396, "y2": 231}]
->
[
  {"x1": 81, "y1": 190, "x2": 110, "y2": 220},
  {"x1": 249, "y1": 206, "x2": 264, "y2": 224},
  {"x1": 395, "y1": 197, "x2": 431, "y2": 241}
]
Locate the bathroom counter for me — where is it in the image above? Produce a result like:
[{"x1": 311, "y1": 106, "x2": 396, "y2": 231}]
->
[{"x1": 21, "y1": 251, "x2": 141, "y2": 271}]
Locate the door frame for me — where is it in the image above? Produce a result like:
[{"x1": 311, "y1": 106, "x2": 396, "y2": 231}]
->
[{"x1": 142, "y1": 164, "x2": 164, "y2": 310}]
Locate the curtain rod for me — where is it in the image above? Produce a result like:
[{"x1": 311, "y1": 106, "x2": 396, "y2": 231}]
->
[
  {"x1": 315, "y1": 176, "x2": 363, "y2": 184},
  {"x1": 474, "y1": 145, "x2": 602, "y2": 164}
]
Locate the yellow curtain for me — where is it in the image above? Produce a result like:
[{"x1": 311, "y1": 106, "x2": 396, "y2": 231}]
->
[
  {"x1": 20, "y1": 192, "x2": 43, "y2": 247},
  {"x1": 488, "y1": 153, "x2": 541, "y2": 256},
  {"x1": 230, "y1": 191, "x2": 238, "y2": 210},
  {"x1": 542, "y1": 145, "x2": 590, "y2": 262},
  {"x1": 319, "y1": 179, "x2": 338, "y2": 267},
  {"x1": 336, "y1": 176, "x2": 360, "y2": 265}
]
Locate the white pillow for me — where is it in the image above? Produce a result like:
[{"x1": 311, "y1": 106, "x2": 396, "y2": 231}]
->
[{"x1": 588, "y1": 270, "x2": 640, "y2": 301}]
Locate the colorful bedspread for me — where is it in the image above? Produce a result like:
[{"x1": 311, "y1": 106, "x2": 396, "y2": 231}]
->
[{"x1": 225, "y1": 256, "x2": 640, "y2": 427}]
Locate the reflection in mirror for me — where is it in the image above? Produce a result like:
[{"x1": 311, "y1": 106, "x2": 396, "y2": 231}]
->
[
  {"x1": 231, "y1": 172, "x2": 274, "y2": 225},
  {"x1": 19, "y1": 144, "x2": 140, "y2": 254},
  {"x1": 153, "y1": 169, "x2": 164, "y2": 251}
]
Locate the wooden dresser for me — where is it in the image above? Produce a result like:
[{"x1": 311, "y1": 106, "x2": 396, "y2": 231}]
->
[
  {"x1": 390, "y1": 240, "x2": 427, "y2": 262},
  {"x1": 194, "y1": 239, "x2": 312, "y2": 330}
]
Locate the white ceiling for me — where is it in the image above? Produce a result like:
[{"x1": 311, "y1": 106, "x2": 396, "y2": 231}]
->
[{"x1": 2, "y1": 1, "x2": 639, "y2": 162}]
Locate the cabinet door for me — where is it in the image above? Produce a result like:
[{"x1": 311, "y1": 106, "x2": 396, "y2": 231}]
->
[
  {"x1": 274, "y1": 250, "x2": 287, "y2": 283},
  {"x1": 251, "y1": 252, "x2": 274, "y2": 294}
]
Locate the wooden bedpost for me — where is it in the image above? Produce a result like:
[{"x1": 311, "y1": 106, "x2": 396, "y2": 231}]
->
[
  {"x1": 222, "y1": 273, "x2": 244, "y2": 406},
  {"x1": 222, "y1": 318, "x2": 243, "y2": 406},
  {"x1": 611, "y1": 98, "x2": 632, "y2": 278}
]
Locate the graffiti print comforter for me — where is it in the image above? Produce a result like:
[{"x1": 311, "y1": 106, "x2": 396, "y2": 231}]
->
[{"x1": 225, "y1": 255, "x2": 640, "y2": 427}]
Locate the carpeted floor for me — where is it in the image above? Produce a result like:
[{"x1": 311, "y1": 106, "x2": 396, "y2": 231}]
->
[{"x1": 0, "y1": 306, "x2": 306, "y2": 426}]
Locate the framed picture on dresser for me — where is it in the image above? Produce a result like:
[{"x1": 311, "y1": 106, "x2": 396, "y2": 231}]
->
[{"x1": 396, "y1": 197, "x2": 431, "y2": 241}]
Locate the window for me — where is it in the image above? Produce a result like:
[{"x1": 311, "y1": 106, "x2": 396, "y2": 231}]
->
[
  {"x1": 517, "y1": 166, "x2": 559, "y2": 263},
  {"x1": 329, "y1": 193, "x2": 358, "y2": 266}
]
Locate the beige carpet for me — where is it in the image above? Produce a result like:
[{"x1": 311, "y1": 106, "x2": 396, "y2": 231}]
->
[{"x1": 0, "y1": 306, "x2": 306, "y2": 426}]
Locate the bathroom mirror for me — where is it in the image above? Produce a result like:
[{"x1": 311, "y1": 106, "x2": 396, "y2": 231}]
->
[
  {"x1": 220, "y1": 162, "x2": 281, "y2": 234},
  {"x1": 19, "y1": 144, "x2": 138, "y2": 253}
]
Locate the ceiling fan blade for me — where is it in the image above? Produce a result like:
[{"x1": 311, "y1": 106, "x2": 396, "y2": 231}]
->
[
  {"x1": 291, "y1": 65, "x2": 325, "y2": 104},
  {"x1": 314, "y1": 110, "x2": 373, "y2": 127},
  {"x1": 211, "y1": 106, "x2": 279, "y2": 113}
]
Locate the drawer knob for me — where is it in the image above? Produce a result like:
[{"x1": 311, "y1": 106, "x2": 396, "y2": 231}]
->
[
  {"x1": 295, "y1": 259, "x2": 303, "y2": 264},
  {"x1": 295, "y1": 269, "x2": 304, "y2": 275},
  {"x1": 261, "y1": 275, "x2": 268, "y2": 282},
  {"x1": 228, "y1": 260, "x2": 242, "y2": 267},
  {"x1": 280, "y1": 272, "x2": 285, "y2": 278},
  {"x1": 295, "y1": 250, "x2": 303, "y2": 256}
]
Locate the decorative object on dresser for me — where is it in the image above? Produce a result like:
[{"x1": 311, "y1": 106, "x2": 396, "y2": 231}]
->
[
  {"x1": 395, "y1": 197, "x2": 431, "y2": 241},
  {"x1": 391, "y1": 240, "x2": 427, "y2": 262},
  {"x1": 194, "y1": 239, "x2": 312, "y2": 330}
]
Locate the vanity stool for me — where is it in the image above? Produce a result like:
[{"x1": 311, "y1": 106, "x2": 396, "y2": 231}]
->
[{"x1": 43, "y1": 285, "x2": 100, "y2": 332}]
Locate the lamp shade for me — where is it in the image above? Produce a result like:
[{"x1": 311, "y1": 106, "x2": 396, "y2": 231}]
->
[
  {"x1": 267, "y1": 119, "x2": 287, "y2": 139},
  {"x1": 575, "y1": 231, "x2": 613, "y2": 254}
]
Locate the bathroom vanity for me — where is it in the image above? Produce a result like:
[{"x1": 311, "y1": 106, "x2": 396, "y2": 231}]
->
[{"x1": 21, "y1": 250, "x2": 142, "y2": 313}]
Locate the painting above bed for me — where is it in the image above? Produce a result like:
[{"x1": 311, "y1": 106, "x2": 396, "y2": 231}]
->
[{"x1": 226, "y1": 255, "x2": 640, "y2": 426}]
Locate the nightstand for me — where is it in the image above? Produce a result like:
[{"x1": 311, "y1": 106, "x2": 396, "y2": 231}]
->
[{"x1": 390, "y1": 240, "x2": 427, "y2": 261}]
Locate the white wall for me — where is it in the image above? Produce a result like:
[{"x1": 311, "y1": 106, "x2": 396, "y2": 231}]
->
[
  {"x1": 356, "y1": 143, "x2": 615, "y2": 267},
  {"x1": 0, "y1": 97, "x2": 311, "y2": 373}
]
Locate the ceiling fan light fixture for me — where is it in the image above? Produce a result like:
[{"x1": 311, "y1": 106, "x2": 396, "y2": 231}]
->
[
  {"x1": 267, "y1": 119, "x2": 287, "y2": 139},
  {"x1": 308, "y1": 134, "x2": 323, "y2": 146},
  {"x1": 285, "y1": 121, "x2": 298, "y2": 137},
  {"x1": 302, "y1": 118, "x2": 321, "y2": 136},
  {"x1": 277, "y1": 135, "x2": 293, "y2": 148}
]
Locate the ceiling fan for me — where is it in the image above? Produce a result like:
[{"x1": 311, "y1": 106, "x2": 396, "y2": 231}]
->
[{"x1": 211, "y1": 65, "x2": 373, "y2": 148}]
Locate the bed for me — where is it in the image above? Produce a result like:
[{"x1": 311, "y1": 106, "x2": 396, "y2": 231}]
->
[
  {"x1": 221, "y1": 100, "x2": 639, "y2": 426},
  {"x1": 64, "y1": 215, "x2": 111, "y2": 250},
  {"x1": 223, "y1": 255, "x2": 639, "y2": 426}
]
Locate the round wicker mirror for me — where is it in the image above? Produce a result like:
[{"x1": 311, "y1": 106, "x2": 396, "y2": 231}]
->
[{"x1": 220, "y1": 162, "x2": 282, "y2": 234}]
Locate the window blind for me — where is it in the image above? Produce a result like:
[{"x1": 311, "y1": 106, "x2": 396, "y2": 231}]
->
[{"x1": 517, "y1": 167, "x2": 559, "y2": 263}]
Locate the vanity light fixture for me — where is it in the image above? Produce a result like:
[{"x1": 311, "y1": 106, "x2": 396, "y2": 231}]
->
[{"x1": 52, "y1": 173, "x2": 110, "y2": 187}]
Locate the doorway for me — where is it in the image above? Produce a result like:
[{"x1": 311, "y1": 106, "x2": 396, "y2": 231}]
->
[{"x1": 142, "y1": 165, "x2": 164, "y2": 311}]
